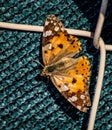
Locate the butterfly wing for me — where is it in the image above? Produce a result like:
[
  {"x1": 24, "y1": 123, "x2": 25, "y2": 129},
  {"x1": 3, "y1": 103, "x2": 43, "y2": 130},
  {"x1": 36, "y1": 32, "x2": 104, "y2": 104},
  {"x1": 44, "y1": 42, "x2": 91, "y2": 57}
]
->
[
  {"x1": 42, "y1": 15, "x2": 82, "y2": 65},
  {"x1": 42, "y1": 15, "x2": 91, "y2": 112},
  {"x1": 50, "y1": 56, "x2": 91, "y2": 112},
  {"x1": 65, "y1": 56, "x2": 91, "y2": 81}
]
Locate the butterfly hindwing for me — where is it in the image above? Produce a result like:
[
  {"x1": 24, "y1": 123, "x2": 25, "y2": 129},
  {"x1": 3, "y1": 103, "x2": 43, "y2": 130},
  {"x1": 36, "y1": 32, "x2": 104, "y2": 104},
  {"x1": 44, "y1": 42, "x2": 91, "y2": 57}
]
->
[
  {"x1": 65, "y1": 56, "x2": 91, "y2": 81},
  {"x1": 51, "y1": 75, "x2": 91, "y2": 112},
  {"x1": 50, "y1": 56, "x2": 91, "y2": 112}
]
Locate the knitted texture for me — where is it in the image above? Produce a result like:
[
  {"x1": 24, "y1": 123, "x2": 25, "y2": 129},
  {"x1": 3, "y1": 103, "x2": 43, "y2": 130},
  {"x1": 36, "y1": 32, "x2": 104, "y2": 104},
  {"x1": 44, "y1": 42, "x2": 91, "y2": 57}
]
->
[{"x1": 0, "y1": 0, "x2": 112, "y2": 130}]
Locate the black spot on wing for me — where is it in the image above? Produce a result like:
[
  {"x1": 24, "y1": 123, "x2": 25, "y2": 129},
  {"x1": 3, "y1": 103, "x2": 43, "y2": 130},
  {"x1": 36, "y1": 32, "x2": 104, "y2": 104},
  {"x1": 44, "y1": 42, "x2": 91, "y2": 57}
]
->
[
  {"x1": 58, "y1": 43, "x2": 63, "y2": 49},
  {"x1": 58, "y1": 85, "x2": 61, "y2": 88},
  {"x1": 71, "y1": 40, "x2": 75, "y2": 44},
  {"x1": 51, "y1": 47, "x2": 54, "y2": 50},
  {"x1": 72, "y1": 78, "x2": 77, "y2": 84},
  {"x1": 44, "y1": 50, "x2": 48, "y2": 53}
]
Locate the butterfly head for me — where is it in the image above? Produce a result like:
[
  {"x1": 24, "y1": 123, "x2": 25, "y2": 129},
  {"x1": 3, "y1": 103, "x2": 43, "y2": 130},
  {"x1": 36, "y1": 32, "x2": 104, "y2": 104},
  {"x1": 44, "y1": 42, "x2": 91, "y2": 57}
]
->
[
  {"x1": 32, "y1": 60, "x2": 50, "y2": 76},
  {"x1": 41, "y1": 64, "x2": 57, "y2": 77},
  {"x1": 41, "y1": 66, "x2": 47, "y2": 76},
  {"x1": 41, "y1": 66, "x2": 51, "y2": 77}
]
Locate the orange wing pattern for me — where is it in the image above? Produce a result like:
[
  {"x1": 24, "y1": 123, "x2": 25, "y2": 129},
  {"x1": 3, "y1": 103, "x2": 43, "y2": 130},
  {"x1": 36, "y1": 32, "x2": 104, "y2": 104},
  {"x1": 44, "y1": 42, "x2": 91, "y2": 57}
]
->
[
  {"x1": 42, "y1": 15, "x2": 82, "y2": 65},
  {"x1": 42, "y1": 15, "x2": 91, "y2": 112},
  {"x1": 51, "y1": 56, "x2": 91, "y2": 112}
]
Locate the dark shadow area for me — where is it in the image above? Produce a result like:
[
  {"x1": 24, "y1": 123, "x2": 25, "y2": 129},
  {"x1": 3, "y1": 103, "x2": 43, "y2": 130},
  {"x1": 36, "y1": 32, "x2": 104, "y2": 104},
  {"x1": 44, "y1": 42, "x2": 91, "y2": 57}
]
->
[
  {"x1": 75, "y1": 0, "x2": 112, "y2": 44},
  {"x1": 74, "y1": 0, "x2": 102, "y2": 32}
]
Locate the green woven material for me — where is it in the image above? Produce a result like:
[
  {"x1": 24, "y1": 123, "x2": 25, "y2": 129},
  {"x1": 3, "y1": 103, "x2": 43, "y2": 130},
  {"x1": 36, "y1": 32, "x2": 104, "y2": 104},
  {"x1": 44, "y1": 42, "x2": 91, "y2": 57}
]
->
[{"x1": 0, "y1": 0, "x2": 112, "y2": 130}]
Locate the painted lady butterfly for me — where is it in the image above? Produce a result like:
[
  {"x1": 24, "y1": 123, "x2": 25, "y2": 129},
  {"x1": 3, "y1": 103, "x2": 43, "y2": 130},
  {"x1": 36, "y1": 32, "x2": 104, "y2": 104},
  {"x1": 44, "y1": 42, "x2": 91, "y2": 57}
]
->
[{"x1": 41, "y1": 15, "x2": 91, "y2": 112}]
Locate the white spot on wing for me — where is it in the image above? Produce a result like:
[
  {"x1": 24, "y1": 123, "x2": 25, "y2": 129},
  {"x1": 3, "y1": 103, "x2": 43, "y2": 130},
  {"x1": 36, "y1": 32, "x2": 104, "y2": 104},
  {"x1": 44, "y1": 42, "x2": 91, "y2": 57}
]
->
[
  {"x1": 69, "y1": 96, "x2": 78, "y2": 102},
  {"x1": 46, "y1": 30, "x2": 52, "y2": 36},
  {"x1": 83, "y1": 100, "x2": 86, "y2": 103},
  {"x1": 53, "y1": 17, "x2": 56, "y2": 20},
  {"x1": 51, "y1": 20, "x2": 53, "y2": 23},
  {"x1": 54, "y1": 22, "x2": 56, "y2": 25},
  {"x1": 54, "y1": 26, "x2": 59, "y2": 31},
  {"x1": 45, "y1": 21, "x2": 49, "y2": 25},
  {"x1": 77, "y1": 105, "x2": 81, "y2": 110},
  {"x1": 61, "y1": 84, "x2": 69, "y2": 91},
  {"x1": 80, "y1": 95, "x2": 85, "y2": 99},
  {"x1": 48, "y1": 44, "x2": 52, "y2": 50},
  {"x1": 43, "y1": 30, "x2": 52, "y2": 37}
]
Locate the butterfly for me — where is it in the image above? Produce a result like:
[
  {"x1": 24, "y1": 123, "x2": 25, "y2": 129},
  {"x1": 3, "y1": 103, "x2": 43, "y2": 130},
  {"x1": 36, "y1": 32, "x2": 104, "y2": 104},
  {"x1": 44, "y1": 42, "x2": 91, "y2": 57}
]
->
[{"x1": 41, "y1": 15, "x2": 91, "y2": 112}]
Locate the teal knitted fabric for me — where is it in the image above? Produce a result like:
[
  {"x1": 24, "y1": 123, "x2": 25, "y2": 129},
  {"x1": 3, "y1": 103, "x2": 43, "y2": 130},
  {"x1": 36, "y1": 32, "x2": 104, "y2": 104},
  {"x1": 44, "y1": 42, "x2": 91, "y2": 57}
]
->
[{"x1": 0, "y1": 0, "x2": 112, "y2": 130}]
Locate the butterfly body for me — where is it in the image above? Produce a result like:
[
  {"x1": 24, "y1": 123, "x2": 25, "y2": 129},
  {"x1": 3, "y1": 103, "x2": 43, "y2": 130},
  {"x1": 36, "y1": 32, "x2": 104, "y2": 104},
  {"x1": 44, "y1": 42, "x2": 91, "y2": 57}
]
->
[{"x1": 42, "y1": 15, "x2": 91, "y2": 112}]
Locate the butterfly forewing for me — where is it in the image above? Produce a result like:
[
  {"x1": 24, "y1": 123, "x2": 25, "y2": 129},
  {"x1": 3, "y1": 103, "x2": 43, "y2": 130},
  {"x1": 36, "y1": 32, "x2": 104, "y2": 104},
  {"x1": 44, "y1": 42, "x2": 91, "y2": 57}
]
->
[
  {"x1": 42, "y1": 15, "x2": 82, "y2": 65},
  {"x1": 42, "y1": 15, "x2": 67, "y2": 65}
]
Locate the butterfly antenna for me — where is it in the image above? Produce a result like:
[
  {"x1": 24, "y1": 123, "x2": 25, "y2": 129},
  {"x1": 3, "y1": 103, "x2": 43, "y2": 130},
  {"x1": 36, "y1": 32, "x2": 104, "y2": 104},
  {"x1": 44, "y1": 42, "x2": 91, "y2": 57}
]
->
[{"x1": 32, "y1": 59, "x2": 44, "y2": 68}]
